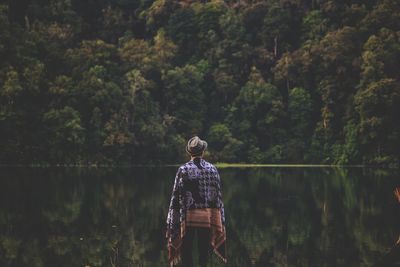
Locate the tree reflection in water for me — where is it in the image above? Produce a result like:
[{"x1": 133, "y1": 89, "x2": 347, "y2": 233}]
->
[{"x1": 0, "y1": 167, "x2": 398, "y2": 266}]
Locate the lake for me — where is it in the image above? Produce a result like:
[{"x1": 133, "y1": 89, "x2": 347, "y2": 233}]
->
[{"x1": 0, "y1": 166, "x2": 399, "y2": 267}]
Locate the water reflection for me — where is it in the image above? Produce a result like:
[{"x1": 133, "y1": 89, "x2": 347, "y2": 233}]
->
[{"x1": 0, "y1": 167, "x2": 399, "y2": 266}]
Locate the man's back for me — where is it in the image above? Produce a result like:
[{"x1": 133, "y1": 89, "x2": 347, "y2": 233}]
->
[
  {"x1": 166, "y1": 136, "x2": 227, "y2": 266},
  {"x1": 177, "y1": 158, "x2": 223, "y2": 210}
]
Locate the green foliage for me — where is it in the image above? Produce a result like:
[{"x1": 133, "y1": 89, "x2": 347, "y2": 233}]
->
[
  {"x1": 355, "y1": 79, "x2": 400, "y2": 165},
  {"x1": 1, "y1": 69, "x2": 22, "y2": 99},
  {"x1": 228, "y1": 67, "x2": 286, "y2": 163},
  {"x1": 0, "y1": 0, "x2": 398, "y2": 165},
  {"x1": 166, "y1": 7, "x2": 197, "y2": 61},
  {"x1": 301, "y1": 10, "x2": 328, "y2": 42},
  {"x1": 287, "y1": 87, "x2": 313, "y2": 162},
  {"x1": 354, "y1": 27, "x2": 400, "y2": 165},
  {"x1": 208, "y1": 123, "x2": 243, "y2": 163},
  {"x1": 0, "y1": 4, "x2": 10, "y2": 55},
  {"x1": 162, "y1": 64, "x2": 206, "y2": 135},
  {"x1": 261, "y1": 1, "x2": 292, "y2": 56},
  {"x1": 331, "y1": 121, "x2": 360, "y2": 165},
  {"x1": 360, "y1": 28, "x2": 400, "y2": 85},
  {"x1": 360, "y1": 0, "x2": 400, "y2": 33},
  {"x1": 42, "y1": 106, "x2": 85, "y2": 162}
]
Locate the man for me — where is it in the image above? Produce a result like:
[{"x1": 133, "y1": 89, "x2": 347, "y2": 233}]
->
[{"x1": 166, "y1": 136, "x2": 227, "y2": 267}]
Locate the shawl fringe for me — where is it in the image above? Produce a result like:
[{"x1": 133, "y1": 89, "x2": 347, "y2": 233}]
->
[{"x1": 167, "y1": 208, "x2": 227, "y2": 265}]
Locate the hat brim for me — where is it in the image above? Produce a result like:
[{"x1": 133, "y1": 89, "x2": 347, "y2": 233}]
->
[{"x1": 186, "y1": 140, "x2": 208, "y2": 155}]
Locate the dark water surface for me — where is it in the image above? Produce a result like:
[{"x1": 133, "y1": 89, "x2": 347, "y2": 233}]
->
[{"x1": 0, "y1": 166, "x2": 399, "y2": 267}]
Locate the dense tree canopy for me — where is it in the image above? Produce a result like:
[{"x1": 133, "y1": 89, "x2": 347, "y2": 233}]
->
[{"x1": 0, "y1": 0, "x2": 399, "y2": 165}]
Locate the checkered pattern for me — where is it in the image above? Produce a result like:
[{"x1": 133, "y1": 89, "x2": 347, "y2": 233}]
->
[{"x1": 166, "y1": 159, "x2": 226, "y2": 258}]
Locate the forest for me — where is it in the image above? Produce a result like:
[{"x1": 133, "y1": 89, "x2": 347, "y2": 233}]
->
[{"x1": 0, "y1": 0, "x2": 399, "y2": 165}]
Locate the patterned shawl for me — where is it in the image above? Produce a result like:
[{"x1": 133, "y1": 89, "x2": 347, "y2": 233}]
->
[{"x1": 166, "y1": 159, "x2": 227, "y2": 266}]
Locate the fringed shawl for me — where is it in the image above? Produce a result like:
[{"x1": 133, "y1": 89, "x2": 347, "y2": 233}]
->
[{"x1": 166, "y1": 159, "x2": 227, "y2": 266}]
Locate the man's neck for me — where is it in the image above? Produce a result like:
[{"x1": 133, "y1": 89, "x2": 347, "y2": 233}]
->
[{"x1": 191, "y1": 156, "x2": 202, "y2": 161}]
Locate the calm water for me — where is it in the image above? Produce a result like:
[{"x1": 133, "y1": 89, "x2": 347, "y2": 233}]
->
[{"x1": 0, "y1": 166, "x2": 399, "y2": 267}]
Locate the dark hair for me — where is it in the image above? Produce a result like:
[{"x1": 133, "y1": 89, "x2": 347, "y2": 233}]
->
[{"x1": 193, "y1": 157, "x2": 203, "y2": 169}]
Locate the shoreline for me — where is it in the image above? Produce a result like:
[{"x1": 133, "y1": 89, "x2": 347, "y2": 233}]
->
[{"x1": 0, "y1": 163, "x2": 396, "y2": 169}]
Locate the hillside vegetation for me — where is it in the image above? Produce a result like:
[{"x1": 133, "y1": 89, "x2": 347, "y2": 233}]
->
[{"x1": 0, "y1": 0, "x2": 399, "y2": 165}]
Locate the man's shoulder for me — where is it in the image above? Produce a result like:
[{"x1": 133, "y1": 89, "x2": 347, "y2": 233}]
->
[
  {"x1": 203, "y1": 160, "x2": 218, "y2": 171},
  {"x1": 178, "y1": 161, "x2": 194, "y2": 172},
  {"x1": 177, "y1": 160, "x2": 218, "y2": 171}
]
